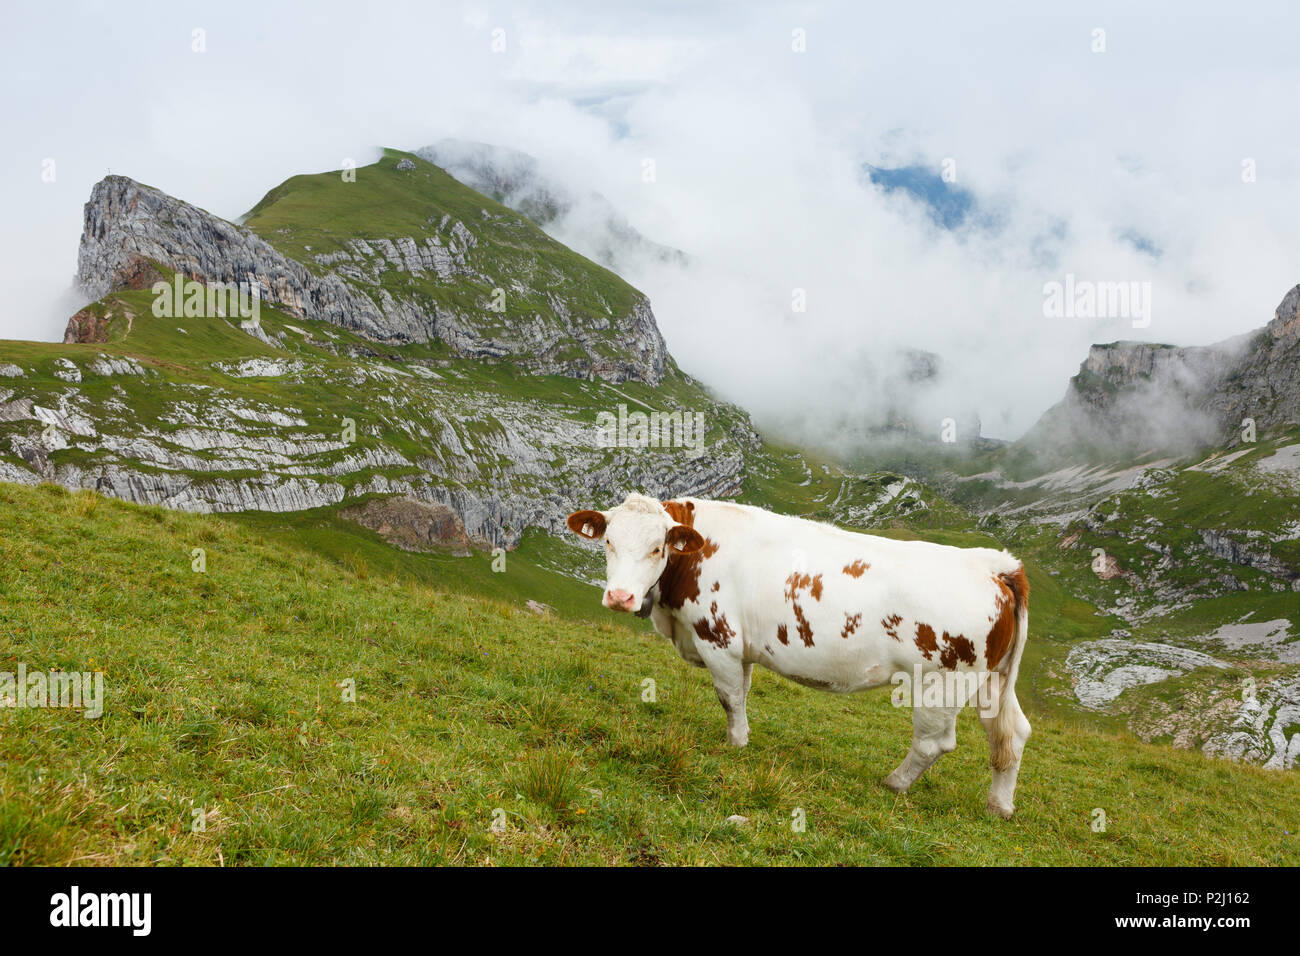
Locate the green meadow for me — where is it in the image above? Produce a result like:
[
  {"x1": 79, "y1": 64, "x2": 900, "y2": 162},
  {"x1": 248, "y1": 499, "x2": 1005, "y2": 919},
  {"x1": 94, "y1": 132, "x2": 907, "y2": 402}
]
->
[{"x1": 1, "y1": 482, "x2": 1295, "y2": 866}]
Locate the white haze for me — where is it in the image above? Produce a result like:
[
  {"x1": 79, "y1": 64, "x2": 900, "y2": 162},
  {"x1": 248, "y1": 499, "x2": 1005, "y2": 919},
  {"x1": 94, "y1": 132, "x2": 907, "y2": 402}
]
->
[{"x1": 3, "y1": 1, "x2": 1299, "y2": 441}]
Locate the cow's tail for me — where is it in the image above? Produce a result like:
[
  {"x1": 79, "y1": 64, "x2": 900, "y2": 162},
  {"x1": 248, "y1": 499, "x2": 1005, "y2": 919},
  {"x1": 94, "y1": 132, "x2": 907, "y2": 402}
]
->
[{"x1": 989, "y1": 565, "x2": 1029, "y2": 772}]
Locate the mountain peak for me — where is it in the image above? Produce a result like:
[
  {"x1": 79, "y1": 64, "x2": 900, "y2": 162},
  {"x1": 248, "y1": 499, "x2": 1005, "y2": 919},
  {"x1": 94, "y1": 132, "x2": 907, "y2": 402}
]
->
[{"x1": 74, "y1": 151, "x2": 669, "y2": 385}]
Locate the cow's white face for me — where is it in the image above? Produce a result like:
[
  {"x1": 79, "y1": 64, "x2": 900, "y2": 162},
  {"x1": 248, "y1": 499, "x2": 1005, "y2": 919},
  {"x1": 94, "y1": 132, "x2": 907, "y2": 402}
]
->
[{"x1": 567, "y1": 499, "x2": 704, "y2": 613}]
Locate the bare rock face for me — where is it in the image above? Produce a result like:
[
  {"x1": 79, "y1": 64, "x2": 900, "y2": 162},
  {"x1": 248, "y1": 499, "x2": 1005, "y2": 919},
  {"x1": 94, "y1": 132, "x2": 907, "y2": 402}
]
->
[
  {"x1": 1023, "y1": 284, "x2": 1300, "y2": 459},
  {"x1": 64, "y1": 308, "x2": 111, "y2": 344},
  {"x1": 1210, "y1": 286, "x2": 1300, "y2": 431},
  {"x1": 341, "y1": 496, "x2": 477, "y2": 553},
  {"x1": 1092, "y1": 552, "x2": 1125, "y2": 580},
  {"x1": 78, "y1": 176, "x2": 407, "y2": 341},
  {"x1": 75, "y1": 174, "x2": 669, "y2": 385}
]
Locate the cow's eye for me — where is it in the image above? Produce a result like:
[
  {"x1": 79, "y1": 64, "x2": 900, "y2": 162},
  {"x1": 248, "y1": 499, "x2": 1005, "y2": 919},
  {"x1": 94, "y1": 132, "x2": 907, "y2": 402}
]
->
[
  {"x1": 605, "y1": 540, "x2": 614, "y2": 552},
  {"x1": 650, "y1": 547, "x2": 662, "y2": 558}
]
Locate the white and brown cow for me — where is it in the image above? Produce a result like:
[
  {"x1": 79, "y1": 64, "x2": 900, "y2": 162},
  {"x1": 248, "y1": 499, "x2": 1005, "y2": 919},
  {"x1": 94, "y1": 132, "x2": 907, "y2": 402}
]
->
[{"x1": 567, "y1": 493, "x2": 1032, "y2": 818}]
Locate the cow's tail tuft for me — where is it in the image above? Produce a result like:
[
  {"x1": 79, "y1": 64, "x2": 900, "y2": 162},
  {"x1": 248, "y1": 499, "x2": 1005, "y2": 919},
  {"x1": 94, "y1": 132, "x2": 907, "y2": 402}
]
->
[{"x1": 989, "y1": 566, "x2": 1029, "y2": 772}]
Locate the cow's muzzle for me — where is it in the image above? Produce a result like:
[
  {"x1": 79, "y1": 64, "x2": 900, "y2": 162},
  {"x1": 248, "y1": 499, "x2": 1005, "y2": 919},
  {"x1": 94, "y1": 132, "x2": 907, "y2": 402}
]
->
[
  {"x1": 604, "y1": 589, "x2": 637, "y2": 612},
  {"x1": 604, "y1": 590, "x2": 655, "y2": 617}
]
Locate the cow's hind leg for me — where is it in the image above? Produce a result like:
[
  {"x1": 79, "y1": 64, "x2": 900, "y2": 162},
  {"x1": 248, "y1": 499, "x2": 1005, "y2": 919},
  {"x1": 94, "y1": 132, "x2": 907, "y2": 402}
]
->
[
  {"x1": 705, "y1": 657, "x2": 751, "y2": 747},
  {"x1": 884, "y1": 705, "x2": 959, "y2": 794},
  {"x1": 979, "y1": 689, "x2": 1031, "y2": 819}
]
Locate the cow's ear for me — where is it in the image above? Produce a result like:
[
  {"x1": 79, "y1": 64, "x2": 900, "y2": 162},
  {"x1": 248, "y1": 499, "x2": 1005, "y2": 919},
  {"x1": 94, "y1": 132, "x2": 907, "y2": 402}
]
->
[
  {"x1": 567, "y1": 509, "x2": 607, "y2": 540},
  {"x1": 665, "y1": 524, "x2": 705, "y2": 555}
]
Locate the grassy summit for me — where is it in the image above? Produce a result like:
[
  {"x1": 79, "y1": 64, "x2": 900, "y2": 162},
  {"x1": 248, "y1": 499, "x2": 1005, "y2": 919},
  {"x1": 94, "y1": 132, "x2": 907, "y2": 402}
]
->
[{"x1": 243, "y1": 148, "x2": 641, "y2": 336}]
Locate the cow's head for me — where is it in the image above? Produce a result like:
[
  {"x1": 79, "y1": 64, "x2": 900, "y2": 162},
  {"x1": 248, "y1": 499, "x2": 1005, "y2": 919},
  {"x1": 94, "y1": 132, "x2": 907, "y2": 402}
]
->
[{"x1": 566, "y1": 493, "x2": 705, "y2": 614}]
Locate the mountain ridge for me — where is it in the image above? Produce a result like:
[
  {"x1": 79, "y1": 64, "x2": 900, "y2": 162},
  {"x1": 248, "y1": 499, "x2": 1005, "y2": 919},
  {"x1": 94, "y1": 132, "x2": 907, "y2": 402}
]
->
[{"x1": 1015, "y1": 285, "x2": 1300, "y2": 467}]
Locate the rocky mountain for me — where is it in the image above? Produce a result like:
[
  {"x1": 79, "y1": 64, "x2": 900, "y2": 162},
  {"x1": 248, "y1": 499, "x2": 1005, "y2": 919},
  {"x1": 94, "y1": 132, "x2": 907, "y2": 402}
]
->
[
  {"x1": 1017, "y1": 285, "x2": 1300, "y2": 465},
  {"x1": 7, "y1": 155, "x2": 742, "y2": 546},
  {"x1": 2, "y1": 148, "x2": 945, "y2": 557},
  {"x1": 77, "y1": 150, "x2": 668, "y2": 385}
]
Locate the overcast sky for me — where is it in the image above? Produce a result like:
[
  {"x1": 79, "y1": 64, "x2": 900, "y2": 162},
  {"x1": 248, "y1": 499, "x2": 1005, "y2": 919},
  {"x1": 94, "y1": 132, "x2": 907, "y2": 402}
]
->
[{"x1": 3, "y1": 0, "x2": 1299, "y2": 439}]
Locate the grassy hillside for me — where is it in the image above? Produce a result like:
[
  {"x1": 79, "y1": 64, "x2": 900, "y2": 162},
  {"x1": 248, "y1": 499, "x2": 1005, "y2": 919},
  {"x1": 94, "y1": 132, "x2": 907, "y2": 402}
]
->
[{"x1": 2, "y1": 482, "x2": 1295, "y2": 866}]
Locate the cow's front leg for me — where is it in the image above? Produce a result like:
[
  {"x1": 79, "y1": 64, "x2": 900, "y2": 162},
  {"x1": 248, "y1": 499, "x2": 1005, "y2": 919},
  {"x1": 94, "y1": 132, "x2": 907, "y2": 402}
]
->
[{"x1": 705, "y1": 657, "x2": 751, "y2": 747}]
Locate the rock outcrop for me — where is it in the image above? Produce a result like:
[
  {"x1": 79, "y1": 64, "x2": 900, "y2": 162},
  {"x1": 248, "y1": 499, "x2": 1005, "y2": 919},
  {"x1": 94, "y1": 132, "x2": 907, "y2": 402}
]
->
[
  {"x1": 63, "y1": 307, "x2": 113, "y2": 344},
  {"x1": 1020, "y1": 284, "x2": 1300, "y2": 460},
  {"x1": 341, "y1": 496, "x2": 479, "y2": 553}
]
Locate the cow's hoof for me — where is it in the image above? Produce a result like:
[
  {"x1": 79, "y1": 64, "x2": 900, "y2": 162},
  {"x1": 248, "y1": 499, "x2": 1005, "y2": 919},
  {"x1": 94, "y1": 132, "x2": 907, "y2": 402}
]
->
[
  {"x1": 986, "y1": 799, "x2": 1015, "y2": 819},
  {"x1": 727, "y1": 736, "x2": 749, "y2": 748},
  {"x1": 882, "y1": 773, "x2": 909, "y2": 794}
]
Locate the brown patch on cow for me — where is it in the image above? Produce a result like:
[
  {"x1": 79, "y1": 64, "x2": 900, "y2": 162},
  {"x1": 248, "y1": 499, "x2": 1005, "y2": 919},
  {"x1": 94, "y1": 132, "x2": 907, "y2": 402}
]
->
[
  {"x1": 710, "y1": 581, "x2": 720, "y2": 592},
  {"x1": 662, "y1": 500, "x2": 694, "y2": 525},
  {"x1": 914, "y1": 623, "x2": 977, "y2": 668},
  {"x1": 776, "y1": 623, "x2": 789, "y2": 646},
  {"x1": 841, "y1": 612, "x2": 862, "y2": 639},
  {"x1": 1002, "y1": 565, "x2": 1030, "y2": 610},
  {"x1": 657, "y1": 500, "x2": 719, "y2": 610},
  {"x1": 985, "y1": 566, "x2": 1028, "y2": 669},
  {"x1": 914, "y1": 622, "x2": 938, "y2": 659},
  {"x1": 792, "y1": 602, "x2": 814, "y2": 646},
  {"x1": 782, "y1": 572, "x2": 819, "y2": 646},
  {"x1": 842, "y1": 560, "x2": 869, "y2": 578},
  {"x1": 783, "y1": 572, "x2": 822, "y2": 601},
  {"x1": 881, "y1": 613, "x2": 903, "y2": 642},
  {"x1": 693, "y1": 607, "x2": 736, "y2": 648},
  {"x1": 658, "y1": 551, "x2": 706, "y2": 609},
  {"x1": 938, "y1": 633, "x2": 977, "y2": 669}
]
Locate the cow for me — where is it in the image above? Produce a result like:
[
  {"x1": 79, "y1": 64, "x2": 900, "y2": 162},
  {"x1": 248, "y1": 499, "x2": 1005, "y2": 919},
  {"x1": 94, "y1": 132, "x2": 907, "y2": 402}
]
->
[{"x1": 566, "y1": 493, "x2": 1032, "y2": 818}]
